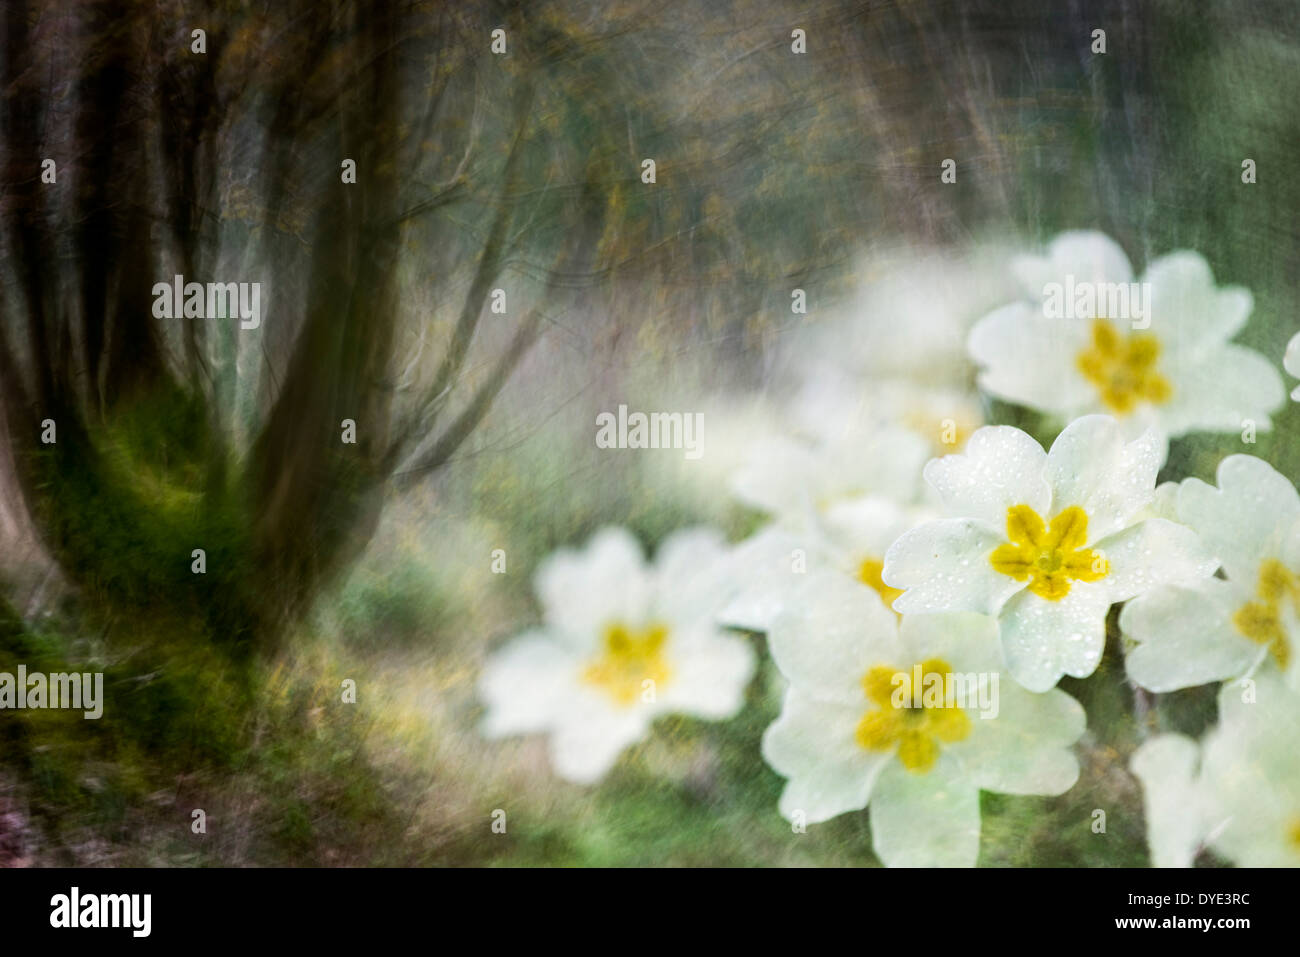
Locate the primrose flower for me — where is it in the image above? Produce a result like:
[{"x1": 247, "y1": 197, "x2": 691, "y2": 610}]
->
[
  {"x1": 723, "y1": 365, "x2": 949, "y2": 632},
  {"x1": 477, "y1": 527, "x2": 756, "y2": 784},
  {"x1": 882, "y1": 415, "x2": 1214, "y2": 692},
  {"x1": 790, "y1": 363, "x2": 985, "y2": 461},
  {"x1": 720, "y1": 495, "x2": 931, "y2": 633},
  {"x1": 729, "y1": 417, "x2": 930, "y2": 525},
  {"x1": 1123, "y1": 455, "x2": 1300, "y2": 692},
  {"x1": 792, "y1": 244, "x2": 1017, "y2": 388},
  {"x1": 1132, "y1": 671, "x2": 1300, "y2": 867},
  {"x1": 968, "y1": 231, "x2": 1284, "y2": 451},
  {"x1": 762, "y1": 572, "x2": 1084, "y2": 867}
]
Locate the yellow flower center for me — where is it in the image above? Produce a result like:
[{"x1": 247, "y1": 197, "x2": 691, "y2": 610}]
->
[
  {"x1": 1287, "y1": 817, "x2": 1300, "y2": 851},
  {"x1": 989, "y1": 504, "x2": 1109, "y2": 601},
  {"x1": 1076, "y1": 319, "x2": 1172, "y2": 414},
  {"x1": 582, "y1": 622, "x2": 673, "y2": 706},
  {"x1": 857, "y1": 557, "x2": 904, "y2": 616},
  {"x1": 1232, "y1": 558, "x2": 1298, "y2": 670},
  {"x1": 855, "y1": 658, "x2": 971, "y2": 773}
]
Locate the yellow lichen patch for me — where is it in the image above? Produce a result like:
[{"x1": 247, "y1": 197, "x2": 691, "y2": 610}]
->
[
  {"x1": 854, "y1": 658, "x2": 971, "y2": 773},
  {"x1": 582, "y1": 622, "x2": 673, "y2": 706},
  {"x1": 990, "y1": 504, "x2": 1109, "y2": 601},
  {"x1": 1232, "y1": 558, "x2": 1298, "y2": 670},
  {"x1": 1076, "y1": 319, "x2": 1173, "y2": 414},
  {"x1": 857, "y1": 557, "x2": 904, "y2": 616}
]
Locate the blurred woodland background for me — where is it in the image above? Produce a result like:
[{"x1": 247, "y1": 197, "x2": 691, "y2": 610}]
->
[{"x1": 1, "y1": 0, "x2": 1298, "y2": 864}]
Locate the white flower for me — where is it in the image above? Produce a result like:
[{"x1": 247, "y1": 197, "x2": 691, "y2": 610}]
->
[
  {"x1": 720, "y1": 495, "x2": 930, "y2": 633},
  {"x1": 762, "y1": 572, "x2": 1084, "y2": 866},
  {"x1": 792, "y1": 244, "x2": 1017, "y2": 387},
  {"x1": 1132, "y1": 671, "x2": 1300, "y2": 867},
  {"x1": 968, "y1": 231, "x2": 1284, "y2": 451},
  {"x1": 729, "y1": 414, "x2": 930, "y2": 525},
  {"x1": 477, "y1": 527, "x2": 756, "y2": 784},
  {"x1": 1129, "y1": 734, "x2": 1208, "y2": 868},
  {"x1": 1286, "y1": 331, "x2": 1300, "y2": 401},
  {"x1": 721, "y1": 363, "x2": 964, "y2": 634},
  {"x1": 1122, "y1": 455, "x2": 1300, "y2": 692},
  {"x1": 789, "y1": 363, "x2": 985, "y2": 462},
  {"x1": 882, "y1": 415, "x2": 1215, "y2": 692}
]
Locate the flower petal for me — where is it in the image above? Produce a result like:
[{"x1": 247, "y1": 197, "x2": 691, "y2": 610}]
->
[
  {"x1": 763, "y1": 689, "x2": 888, "y2": 823},
  {"x1": 658, "y1": 626, "x2": 756, "y2": 719},
  {"x1": 1011, "y1": 230, "x2": 1135, "y2": 295},
  {"x1": 478, "y1": 632, "x2": 578, "y2": 737},
  {"x1": 997, "y1": 583, "x2": 1111, "y2": 692},
  {"x1": 897, "y1": 612, "x2": 1002, "y2": 674},
  {"x1": 1177, "y1": 454, "x2": 1300, "y2": 583},
  {"x1": 767, "y1": 572, "x2": 902, "y2": 704},
  {"x1": 549, "y1": 707, "x2": 652, "y2": 785},
  {"x1": 716, "y1": 526, "x2": 823, "y2": 633},
  {"x1": 884, "y1": 518, "x2": 1026, "y2": 616},
  {"x1": 1141, "y1": 251, "x2": 1252, "y2": 357},
  {"x1": 813, "y1": 245, "x2": 1016, "y2": 385},
  {"x1": 534, "y1": 527, "x2": 651, "y2": 650},
  {"x1": 1043, "y1": 415, "x2": 1162, "y2": 540},
  {"x1": 1093, "y1": 518, "x2": 1216, "y2": 601},
  {"x1": 819, "y1": 496, "x2": 923, "y2": 568},
  {"x1": 1199, "y1": 674, "x2": 1300, "y2": 866},
  {"x1": 967, "y1": 303, "x2": 1095, "y2": 414},
  {"x1": 1158, "y1": 344, "x2": 1284, "y2": 436},
  {"x1": 922, "y1": 424, "x2": 1052, "y2": 527},
  {"x1": 869, "y1": 755, "x2": 981, "y2": 867},
  {"x1": 1121, "y1": 579, "x2": 1259, "y2": 692},
  {"x1": 1130, "y1": 734, "x2": 1206, "y2": 868},
  {"x1": 1142, "y1": 480, "x2": 1181, "y2": 521},
  {"x1": 816, "y1": 425, "x2": 932, "y2": 506},
  {"x1": 961, "y1": 684, "x2": 1084, "y2": 795}
]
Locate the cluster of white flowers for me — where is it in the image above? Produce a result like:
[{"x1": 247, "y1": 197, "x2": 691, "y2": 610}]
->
[
  {"x1": 476, "y1": 230, "x2": 1300, "y2": 867},
  {"x1": 969, "y1": 232, "x2": 1284, "y2": 455}
]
